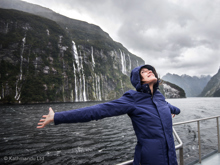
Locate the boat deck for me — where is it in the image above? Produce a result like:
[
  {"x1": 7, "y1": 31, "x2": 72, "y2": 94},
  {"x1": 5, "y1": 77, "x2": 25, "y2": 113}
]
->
[{"x1": 194, "y1": 152, "x2": 220, "y2": 165}]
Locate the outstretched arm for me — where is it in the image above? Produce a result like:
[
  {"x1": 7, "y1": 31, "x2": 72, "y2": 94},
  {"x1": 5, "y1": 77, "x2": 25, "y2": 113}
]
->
[
  {"x1": 36, "y1": 91, "x2": 135, "y2": 127},
  {"x1": 54, "y1": 92, "x2": 135, "y2": 125},
  {"x1": 37, "y1": 107, "x2": 55, "y2": 129},
  {"x1": 167, "y1": 102, "x2": 180, "y2": 115}
]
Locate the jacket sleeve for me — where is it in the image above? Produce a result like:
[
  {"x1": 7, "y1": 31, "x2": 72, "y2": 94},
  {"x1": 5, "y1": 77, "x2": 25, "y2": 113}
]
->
[
  {"x1": 54, "y1": 91, "x2": 135, "y2": 125},
  {"x1": 167, "y1": 102, "x2": 180, "y2": 115}
]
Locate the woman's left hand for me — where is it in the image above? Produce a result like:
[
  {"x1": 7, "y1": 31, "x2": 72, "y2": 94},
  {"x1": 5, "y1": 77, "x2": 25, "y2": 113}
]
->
[{"x1": 172, "y1": 114, "x2": 175, "y2": 118}]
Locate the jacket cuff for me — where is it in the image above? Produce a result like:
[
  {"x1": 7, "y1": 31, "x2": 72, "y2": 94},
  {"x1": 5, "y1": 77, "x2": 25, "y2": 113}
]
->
[
  {"x1": 54, "y1": 112, "x2": 62, "y2": 125},
  {"x1": 176, "y1": 108, "x2": 181, "y2": 115}
]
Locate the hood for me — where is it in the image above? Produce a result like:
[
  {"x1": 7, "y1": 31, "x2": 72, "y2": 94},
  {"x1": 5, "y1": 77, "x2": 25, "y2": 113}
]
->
[{"x1": 130, "y1": 65, "x2": 159, "y2": 92}]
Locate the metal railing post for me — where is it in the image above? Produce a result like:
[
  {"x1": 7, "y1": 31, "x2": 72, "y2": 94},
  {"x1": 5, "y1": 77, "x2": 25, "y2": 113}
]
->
[
  {"x1": 173, "y1": 128, "x2": 184, "y2": 165},
  {"x1": 179, "y1": 147, "x2": 184, "y2": 165},
  {"x1": 217, "y1": 117, "x2": 220, "y2": 153},
  {"x1": 197, "y1": 121, "x2": 201, "y2": 163}
]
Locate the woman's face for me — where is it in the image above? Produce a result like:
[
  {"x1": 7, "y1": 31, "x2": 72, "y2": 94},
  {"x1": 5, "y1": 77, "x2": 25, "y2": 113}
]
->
[{"x1": 140, "y1": 68, "x2": 157, "y2": 85}]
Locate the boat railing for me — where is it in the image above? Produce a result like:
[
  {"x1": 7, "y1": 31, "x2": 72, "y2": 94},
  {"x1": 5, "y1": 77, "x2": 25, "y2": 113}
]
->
[
  {"x1": 116, "y1": 115, "x2": 220, "y2": 165},
  {"x1": 173, "y1": 115, "x2": 220, "y2": 165}
]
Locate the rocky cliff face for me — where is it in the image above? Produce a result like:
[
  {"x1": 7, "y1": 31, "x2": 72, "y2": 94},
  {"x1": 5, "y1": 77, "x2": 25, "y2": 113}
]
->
[
  {"x1": 0, "y1": 9, "x2": 144, "y2": 103},
  {"x1": 199, "y1": 68, "x2": 220, "y2": 97},
  {"x1": 0, "y1": 0, "x2": 186, "y2": 103},
  {"x1": 162, "y1": 73, "x2": 211, "y2": 97},
  {"x1": 159, "y1": 80, "x2": 186, "y2": 98}
]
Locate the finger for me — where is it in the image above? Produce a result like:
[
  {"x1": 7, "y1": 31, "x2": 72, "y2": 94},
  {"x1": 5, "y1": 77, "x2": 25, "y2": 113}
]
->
[
  {"x1": 40, "y1": 119, "x2": 45, "y2": 122},
  {"x1": 37, "y1": 125, "x2": 44, "y2": 129},
  {"x1": 38, "y1": 122, "x2": 44, "y2": 125},
  {"x1": 42, "y1": 115, "x2": 48, "y2": 118}
]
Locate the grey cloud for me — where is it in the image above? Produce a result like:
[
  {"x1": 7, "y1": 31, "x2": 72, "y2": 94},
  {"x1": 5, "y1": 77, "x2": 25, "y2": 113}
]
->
[{"x1": 23, "y1": 0, "x2": 220, "y2": 76}]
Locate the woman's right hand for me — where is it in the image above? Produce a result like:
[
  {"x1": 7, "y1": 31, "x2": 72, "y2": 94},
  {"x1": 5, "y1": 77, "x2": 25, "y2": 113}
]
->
[{"x1": 37, "y1": 107, "x2": 55, "y2": 129}]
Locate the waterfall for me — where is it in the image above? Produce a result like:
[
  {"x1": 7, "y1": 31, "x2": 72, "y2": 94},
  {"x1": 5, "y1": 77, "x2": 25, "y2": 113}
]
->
[
  {"x1": 128, "y1": 54, "x2": 131, "y2": 71},
  {"x1": 59, "y1": 36, "x2": 62, "y2": 44},
  {"x1": 46, "y1": 29, "x2": 50, "y2": 36},
  {"x1": 82, "y1": 72, "x2": 87, "y2": 101},
  {"x1": 91, "y1": 46, "x2": 95, "y2": 69},
  {"x1": 72, "y1": 41, "x2": 79, "y2": 68},
  {"x1": 79, "y1": 50, "x2": 87, "y2": 101},
  {"x1": 79, "y1": 73, "x2": 83, "y2": 101},
  {"x1": 14, "y1": 80, "x2": 21, "y2": 100},
  {"x1": 73, "y1": 63, "x2": 78, "y2": 102},
  {"x1": 72, "y1": 41, "x2": 87, "y2": 102},
  {"x1": 95, "y1": 74, "x2": 102, "y2": 101},
  {"x1": 92, "y1": 76, "x2": 96, "y2": 99},
  {"x1": 119, "y1": 49, "x2": 127, "y2": 75},
  {"x1": 14, "y1": 37, "x2": 25, "y2": 101},
  {"x1": 136, "y1": 60, "x2": 139, "y2": 67},
  {"x1": 70, "y1": 90, "x2": 74, "y2": 102},
  {"x1": 20, "y1": 37, "x2": 25, "y2": 80}
]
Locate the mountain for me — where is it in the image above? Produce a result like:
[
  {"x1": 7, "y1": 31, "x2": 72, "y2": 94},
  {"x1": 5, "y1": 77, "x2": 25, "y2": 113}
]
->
[
  {"x1": 159, "y1": 80, "x2": 186, "y2": 98},
  {"x1": 162, "y1": 73, "x2": 211, "y2": 97},
  {"x1": 0, "y1": 8, "x2": 145, "y2": 103},
  {"x1": 0, "y1": 0, "x2": 134, "y2": 53},
  {"x1": 199, "y1": 68, "x2": 220, "y2": 97},
  {"x1": 0, "y1": 0, "x2": 185, "y2": 103}
]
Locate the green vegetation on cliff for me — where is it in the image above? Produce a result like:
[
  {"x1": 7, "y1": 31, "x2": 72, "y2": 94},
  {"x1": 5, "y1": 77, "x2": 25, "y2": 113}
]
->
[{"x1": 0, "y1": 8, "x2": 143, "y2": 104}]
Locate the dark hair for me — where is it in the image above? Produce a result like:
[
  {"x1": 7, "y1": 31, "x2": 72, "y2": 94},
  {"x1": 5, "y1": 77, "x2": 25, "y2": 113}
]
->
[{"x1": 139, "y1": 65, "x2": 159, "y2": 83}]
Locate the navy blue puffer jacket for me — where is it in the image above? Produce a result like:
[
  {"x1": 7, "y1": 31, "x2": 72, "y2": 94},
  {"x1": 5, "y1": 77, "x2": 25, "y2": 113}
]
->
[{"x1": 54, "y1": 65, "x2": 180, "y2": 165}]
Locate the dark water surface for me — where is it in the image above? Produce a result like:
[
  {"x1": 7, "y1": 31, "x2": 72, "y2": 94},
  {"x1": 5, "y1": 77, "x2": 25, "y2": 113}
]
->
[{"x1": 0, "y1": 97, "x2": 220, "y2": 165}]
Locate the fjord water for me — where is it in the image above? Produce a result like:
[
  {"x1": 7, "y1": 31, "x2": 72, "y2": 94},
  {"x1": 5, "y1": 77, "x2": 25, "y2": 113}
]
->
[{"x1": 0, "y1": 97, "x2": 220, "y2": 165}]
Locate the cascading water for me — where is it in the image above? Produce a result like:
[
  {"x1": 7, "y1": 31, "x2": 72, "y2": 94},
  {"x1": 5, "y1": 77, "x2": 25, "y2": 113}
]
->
[
  {"x1": 136, "y1": 60, "x2": 139, "y2": 67},
  {"x1": 14, "y1": 37, "x2": 25, "y2": 101},
  {"x1": 70, "y1": 90, "x2": 74, "y2": 102},
  {"x1": 72, "y1": 41, "x2": 87, "y2": 102},
  {"x1": 79, "y1": 51, "x2": 87, "y2": 101},
  {"x1": 119, "y1": 49, "x2": 127, "y2": 75},
  {"x1": 91, "y1": 46, "x2": 95, "y2": 70},
  {"x1": 72, "y1": 63, "x2": 78, "y2": 102},
  {"x1": 46, "y1": 29, "x2": 50, "y2": 36},
  {"x1": 95, "y1": 74, "x2": 102, "y2": 101},
  {"x1": 82, "y1": 73, "x2": 86, "y2": 101},
  {"x1": 20, "y1": 37, "x2": 25, "y2": 80},
  {"x1": 127, "y1": 54, "x2": 131, "y2": 72}
]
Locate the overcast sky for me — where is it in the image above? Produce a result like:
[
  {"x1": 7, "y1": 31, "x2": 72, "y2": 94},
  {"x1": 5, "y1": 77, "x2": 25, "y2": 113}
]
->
[{"x1": 22, "y1": 0, "x2": 220, "y2": 77}]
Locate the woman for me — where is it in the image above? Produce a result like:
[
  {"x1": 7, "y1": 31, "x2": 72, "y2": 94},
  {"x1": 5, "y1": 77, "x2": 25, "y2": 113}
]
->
[{"x1": 37, "y1": 64, "x2": 180, "y2": 165}]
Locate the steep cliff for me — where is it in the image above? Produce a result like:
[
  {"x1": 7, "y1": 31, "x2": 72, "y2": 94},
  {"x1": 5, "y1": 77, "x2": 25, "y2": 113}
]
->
[
  {"x1": 0, "y1": 0, "x2": 186, "y2": 103},
  {"x1": 199, "y1": 68, "x2": 220, "y2": 97},
  {"x1": 162, "y1": 73, "x2": 211, "y2": 97},
  {"x1": 0, "y1": 8, "x2": 144, "y2": 103},
  {"x1": 159, "y1": 80, "x2": 186, "y2": 98}
]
